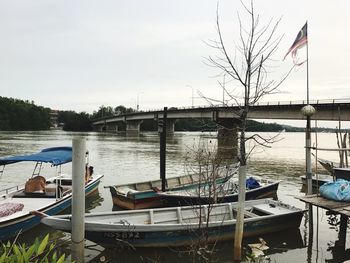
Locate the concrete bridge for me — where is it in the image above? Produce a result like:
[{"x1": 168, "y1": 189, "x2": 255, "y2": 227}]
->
[{"x1": 92, "y1": 99, "x2": 350, "y2": 133}]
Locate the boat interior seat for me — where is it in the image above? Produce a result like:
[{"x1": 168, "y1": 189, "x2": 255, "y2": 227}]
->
[
  {"x1": 167, "y1": 178, "x2": 181, "y2": 188},
  {"x1": 179, "y1": 176, "x2": 192, "y2": 185},
  {"x1": 135, "y1": 183, "x2": 152, "y2": 191},
  {"x1": 12, "y1": 191, "x2": 56, "y2": 198},
  {"x1": 232, "y1": 208, "x2": 259, "y2": 218},
  {"x1": 150, "y1": 181, "x2": 162, "y2": 189},
  {"x1": 45, "y1": 183, "x2": 71, "y2": 194}
]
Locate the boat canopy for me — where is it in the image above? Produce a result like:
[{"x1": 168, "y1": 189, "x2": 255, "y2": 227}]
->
[{"x1": 0, "y1": 147, "x2": 72, "y2": 166}]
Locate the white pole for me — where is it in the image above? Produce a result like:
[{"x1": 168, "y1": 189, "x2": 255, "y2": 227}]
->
[
  {"x1": 71, "y1": 137, "x2": 86, "y2": 262},
  {"x1": 233, "y1": 165, "x2": 246, "y2": 261}
]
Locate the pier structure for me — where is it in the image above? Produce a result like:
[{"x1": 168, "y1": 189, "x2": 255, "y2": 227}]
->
[{"x1": 298, "y1": 194, "x2": 350, "y2": 262}]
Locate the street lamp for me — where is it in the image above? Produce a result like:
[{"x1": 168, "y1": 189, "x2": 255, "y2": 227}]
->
[
  {"x1": 186, "y1": 85, "x2": 194, "y2": 108},
  {"x1": 137, "y1": 92, "x2": 144, "y2": 111}
]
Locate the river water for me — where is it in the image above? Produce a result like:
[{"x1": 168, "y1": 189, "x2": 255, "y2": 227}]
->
[{"x1": 0, "y1": 130, "x2": 348, "y2": 262}]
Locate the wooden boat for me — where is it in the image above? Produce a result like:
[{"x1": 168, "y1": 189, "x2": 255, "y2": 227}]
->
[
  {"x1": 108, "y1": 163, "x2": 239, "y2": 210},
  {"x1": 312, "y1": 154, "x2": 339, "y2": 174},
  {"x1": 156, "y1": 177, "x2": 280, "y2": 206},
  {"x1": 0, "y1": 147, "x2": 104, "y2": 241},
  {"x1": 39, "y1": 198, "x2": 304, "y2": 248},
  {"x1": 300, "y1": 174, "x2": 331, "y2": 193}
]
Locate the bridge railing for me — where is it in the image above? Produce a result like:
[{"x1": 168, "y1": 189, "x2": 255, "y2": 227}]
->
[{"x1": 92, "y1": 98, "x2": 350, "y2": 122}]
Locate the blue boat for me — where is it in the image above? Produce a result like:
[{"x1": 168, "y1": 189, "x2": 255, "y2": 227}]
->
[{"x1": 0, "y1": 147, "x2": 104, "y2": 241}]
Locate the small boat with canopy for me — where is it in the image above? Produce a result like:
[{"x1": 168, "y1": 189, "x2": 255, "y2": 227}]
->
[{"x1": 0, "y1": 146, "x2": 103, "y2": 241}]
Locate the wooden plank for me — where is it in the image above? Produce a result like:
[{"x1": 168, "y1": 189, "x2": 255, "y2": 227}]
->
[{"x1": 297, "y1": 194, "x2": 350, "y2": 217}]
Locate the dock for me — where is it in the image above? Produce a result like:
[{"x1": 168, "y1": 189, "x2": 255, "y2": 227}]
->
[
  {"x1": 298, "y1": 193, "x2": 350, "y2": 262},
  {"x1": 297, "y1": 194, "x2": 350, "y2": 217}
]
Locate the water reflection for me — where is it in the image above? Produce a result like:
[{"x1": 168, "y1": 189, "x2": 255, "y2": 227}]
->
[{"x1": 86, "y1": 228, "x2": 305, "y2": 263}]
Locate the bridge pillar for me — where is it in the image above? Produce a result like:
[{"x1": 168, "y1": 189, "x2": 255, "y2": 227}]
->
[
  {"x1": 93, "y1": 123, "x2": 106, "y2": 132},
  {"x1": 216, "y1": 118, "x2": 239, "y2": 162},
  {"x1": 166, "y1": 119, "x2": 177, "y2": 134},
  {"x1": 106, "y1": 123, "x2": 118, "y2": 132},
  {"x1": 126, "y1": 120, "x2": 143, "y2": 133}
]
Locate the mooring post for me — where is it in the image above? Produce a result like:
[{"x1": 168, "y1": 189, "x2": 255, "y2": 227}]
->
[
  {"x1": 71, "y1": 137, "x2": 86, "y2": 262},
  {"x1": 338, "y1": 214, "x2": 348, "y2": 251},
  {"x1": 233, "y1": 165, "x2": 246, "y2": 261},
  {"x1": 159, "y1": 107, "x2": 167, "y2": 192}
]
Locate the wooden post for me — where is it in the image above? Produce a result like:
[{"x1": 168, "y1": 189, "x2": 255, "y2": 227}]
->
[
  {"x1": 338, "y1": 214, "x2": 348, "y2": 251},
  {"x1": 233, "y1": 165, "x2": 246, "y2": 261},
  {"x1": 159, "y1": 107, "x2": 167, "y2": 192},
  {"x1": 71, "y1": 138, "x2": 86, "y2": 262}
]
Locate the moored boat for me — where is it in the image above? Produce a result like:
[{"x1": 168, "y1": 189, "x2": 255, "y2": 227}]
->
[
  {"x1": 156, "y1": 177, "x2": 280, "y2": 206},
  {"x1": 300, "y1": 174, "x2": 331, "y2": 193},
  {"x1": 108, "y1": 163, "x2": 239, "y2": 209},
  {"x1": 39, "y1": 198, "x2": 304, "y2": 248},
  {"x1": 0, "y1": 147, "x2": 104, "y2": 241}
]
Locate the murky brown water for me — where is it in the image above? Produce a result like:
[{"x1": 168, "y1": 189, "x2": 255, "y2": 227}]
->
[{"x1": 0, "y1": 130, "x2": 348, "y2": 262}]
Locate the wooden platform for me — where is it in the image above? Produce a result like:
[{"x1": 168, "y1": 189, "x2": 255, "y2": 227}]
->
[{"x1": 297, "y1": 194, "x2": 350, "y2": 217}]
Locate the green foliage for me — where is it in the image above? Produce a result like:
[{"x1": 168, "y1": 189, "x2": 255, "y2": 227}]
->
[
  {"x1": 0, "y1": 234, "x2": 70, "y2": 263},
  {"x1": 91, "y1": 105, "x2": 135, "y2": 119},
  {"x1": 58, "y1": 111, "x2": 92, "y2": 131},
  {"x1": 0, "y1": 97, "x2": 51, "y2": 131}
]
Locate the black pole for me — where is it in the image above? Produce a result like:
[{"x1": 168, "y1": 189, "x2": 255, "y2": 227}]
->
[{"x1": 159, "y1": 107, "x2": 167, "y2": 191}]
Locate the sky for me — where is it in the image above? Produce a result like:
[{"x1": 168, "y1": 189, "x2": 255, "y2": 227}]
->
[{"x1": 0, "y1": 0, "x2": 349, "y2": 127}]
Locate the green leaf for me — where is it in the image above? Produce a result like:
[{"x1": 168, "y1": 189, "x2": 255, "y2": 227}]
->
[
  {"x1": 56, "y1": 254, "x2": 66, "y2": 263},
  {"x1": 37, "y1": 235, "x2": 49, "y2": 256},
  {"x1": 13, "y1": 244, "x2": 20, "y2": 256},
  {"x1": 26, "y1": 244, "x2": 36, "y2": 260},
  {"x1": 52, "y1": 252, "x2": 57, "y2": 262},
  {"x1": 0, "y1": 252, "x2": 6, "y2": 263}
]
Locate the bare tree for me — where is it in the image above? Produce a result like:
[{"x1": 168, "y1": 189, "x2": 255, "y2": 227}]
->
[
  {"x1": 204, "y1": 1, "x2": 290, "y2": 261},
  {"x1": 183, "y1": 139, "x2": 231, "y2": 263}
]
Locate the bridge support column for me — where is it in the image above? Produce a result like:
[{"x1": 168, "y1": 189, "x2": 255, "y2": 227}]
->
[
  {"x1": 216, "y1": 118, "x2": 239, "y2": 162},
  {"x1": 166, "y1": 119, "x2": 177, "y2": 134},
  {"x1": 126, "y1": 120, "x2": 143, "y2": 133},
  {"x1": 93, "y1": 124, "x2": 104, "y2": 132},
  {"x1": 106, "y1": 123, "x2": 118, "y2": 132}
]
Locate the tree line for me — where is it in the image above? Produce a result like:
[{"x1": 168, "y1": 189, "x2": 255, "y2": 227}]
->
[{"x1": 0, "y1": 96, "x2": 51, "y2": 130}]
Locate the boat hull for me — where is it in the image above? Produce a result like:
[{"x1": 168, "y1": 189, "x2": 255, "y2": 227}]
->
[
  {"x1": 0, "y1": 175, "x2": 103, "y2": 241},
  {"x1": 82, "y1": 212, "x2": 303, "y2": 247},
  {"x1": 41, "y1": 199, "x2": 304, "y2": 248},
  {"x1": 300, "y1": 175, "x2": 330, "y2": 193},
  {"x1": 159, "y1": 181, "x2": 279, "y2": 206},
  {"x1": 109, "y1": 176, "x2": 235, "y2": 210}
]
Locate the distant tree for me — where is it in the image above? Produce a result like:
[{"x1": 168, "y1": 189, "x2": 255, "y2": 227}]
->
[{"x1": 58, "y1": 111, "x2": 92, "y2": 131}]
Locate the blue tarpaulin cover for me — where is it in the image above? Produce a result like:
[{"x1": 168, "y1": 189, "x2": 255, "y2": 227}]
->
[
  {"x1": 246, "y1": 177, "x2": 261, "y2": 190},
  {"x1": 0, "y1": 147, "x2": 72, "y2": 166},
  {"x1": 319, "y1": 179, "x2": 350, "y2": 202}
]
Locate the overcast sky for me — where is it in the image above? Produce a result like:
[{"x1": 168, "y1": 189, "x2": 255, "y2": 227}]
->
[{"x1": 0, "y1": 0, "x2": 349, "y2": 127}]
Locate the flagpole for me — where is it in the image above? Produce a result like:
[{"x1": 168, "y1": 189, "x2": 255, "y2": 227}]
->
[
  {"x1": 301, "y1": 21, "x2": 314, "y2": 241},
  {"x1": 306, "y1": 21, "x2": 310, "y2": 104}
]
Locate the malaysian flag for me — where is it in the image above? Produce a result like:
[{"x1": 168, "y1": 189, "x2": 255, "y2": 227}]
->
[{"x1": 284, "y1": 22, "x2": 308, "y2": 65}]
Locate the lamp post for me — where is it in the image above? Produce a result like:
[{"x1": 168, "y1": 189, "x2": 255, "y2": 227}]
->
[
  {"x1": 137, "y1": 92, "x2": 144, "y2": 112},
  {"x1": 186, "y1": 85, "x2": 194, "y2": 108}
]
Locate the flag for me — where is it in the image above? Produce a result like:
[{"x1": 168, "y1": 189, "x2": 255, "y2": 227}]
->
[{"x1": 284, "y1": 22, "x2": 308, "y2": 65}]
